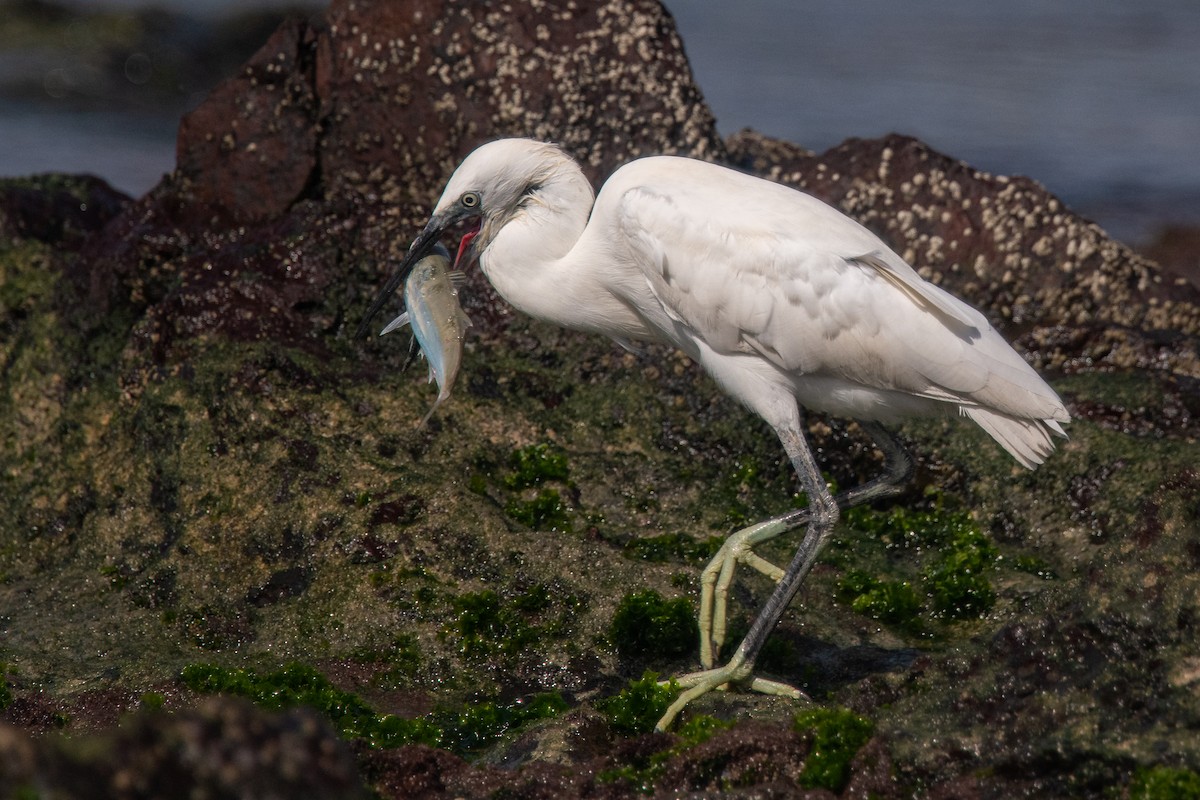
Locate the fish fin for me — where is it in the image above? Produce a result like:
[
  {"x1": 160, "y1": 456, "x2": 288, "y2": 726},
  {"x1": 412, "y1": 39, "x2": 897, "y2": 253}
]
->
[
  {"x1": 380, "y1": 311, "x2": 410, "y2": 336},
  {"x1": 399, "y1": 335, "x2": 419, "y2": 372},
  {"x1": 449, "y1": 271, "x2": 469, "y2": 287}
]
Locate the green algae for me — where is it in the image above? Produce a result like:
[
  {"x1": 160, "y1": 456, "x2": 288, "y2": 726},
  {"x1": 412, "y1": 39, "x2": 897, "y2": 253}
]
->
[
  {"x1": 622, "y1": 531, "x2": 723, "y2": 563},
  {"x1": 596, "y1": 760, "x2": 660, "y2": 793},
  {"x1": 0, "y1": 666, "x2": 11, "y2": 711},
  {"x1": 5, "y1": 181, "x2": 1200, "y2": 798},
  {"x1": 349, "y1": 634, "x2": 423, "y2": 690},
  {"x1": 842, "y1": 501, "x2": 985, "y2": 555},
  {"x1": 836, "y1": 570, "x2": 923, "y2": 627},
  {"x1": 138, "y1": 691, "x2": 166, "y2": 711},
  {"x1": 432, "y1": 691, "x2": 569, "y2": 753},
  {"x1": 1, "y1": 328, "x2": 480, "y2": 696},
  {"x1": 598, "y1": 671, "x2": 679, "y2": 735},
  {"x1": 793, "y1": 706, "x2": 875, "y2": 792},
  {"x1": 831, "y1": 503, "x2": 999, "y2": 625},
  {"x1": 504, "y1": 443, "x2": 570, "y2": 489},
  {"x1": 450, "y1": 589, "x2": 542, "y2": 660},
  {"x1": 1129, "y1": 766, "x2": 1200, "y2": 800},
  {"x1": 504, "y1": 487, "x2": 572, "y2": 531},
  {"x1": 675, "y1": 712, "x2": 734, "y2": 746},
  {"x1": 180, "y1": 661, "x2": 566, "y2": 753},
  {"x1": 923, "y1": 530, "x2": 997, "y2": 620},
  {"x1": 609, "y1": 589, "x2": 695, "y2": 661},
  {"x1": 596, "y1": 694, "x2": 731, "y2": 791},
  {"x1": 706, "y1": 451, "x2": 807, "y2": 529},
  {"x1": 469, "y1": 441, "x2": 578, "y2": 530},
  {"x1": 448, "y1": 585, "x2": 585, "y2": 663},
  {"x1": 713, "y1": 457, "x2": 762, "y2": 528}
]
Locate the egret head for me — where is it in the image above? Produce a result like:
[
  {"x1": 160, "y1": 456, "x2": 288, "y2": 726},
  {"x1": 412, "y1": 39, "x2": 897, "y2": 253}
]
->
[
  {"x1": 357, "y1": 139, "x2": 580, "y2": 338},
  {"x1": 433, "y1": 139, "x2": 585, "y2": 266}
]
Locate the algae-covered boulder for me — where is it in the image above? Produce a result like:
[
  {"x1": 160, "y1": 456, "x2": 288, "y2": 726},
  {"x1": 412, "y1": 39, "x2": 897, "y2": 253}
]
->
[{"x1": 2, "y1": 1, "x2": 1199, "y2": 797}]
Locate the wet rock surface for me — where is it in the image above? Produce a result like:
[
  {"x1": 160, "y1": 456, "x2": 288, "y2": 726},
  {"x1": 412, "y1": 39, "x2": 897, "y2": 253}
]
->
[
  {"x1": 2, "y1": 1, "x2": 1199, "y2": 798},
  {"x1": 0, "y1": 697, "x2": 366, "y2": 799}
]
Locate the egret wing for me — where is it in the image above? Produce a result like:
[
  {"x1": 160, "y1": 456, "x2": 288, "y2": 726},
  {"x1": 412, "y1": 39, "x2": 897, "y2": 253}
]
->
[{"x1": 611, "y1": 159, "x2": 1065, "y2": 422}]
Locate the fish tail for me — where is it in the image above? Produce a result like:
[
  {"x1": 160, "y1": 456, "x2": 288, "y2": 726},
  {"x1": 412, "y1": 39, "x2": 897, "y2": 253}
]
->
[{"x1": 417, "y1": 397, "x2": 444, "y2": 429}]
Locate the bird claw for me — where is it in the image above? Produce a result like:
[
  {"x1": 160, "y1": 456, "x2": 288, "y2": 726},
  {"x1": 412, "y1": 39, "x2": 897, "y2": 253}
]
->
[
  {"x1": 698, "y1": 517, "x2": 799, "y2": 668},
  {"x1": 655, "y1": 657, "x2": 806, "y2": 731},
  {"x1": 662, "y1": 514, "x2": 813, "y2": 730}
]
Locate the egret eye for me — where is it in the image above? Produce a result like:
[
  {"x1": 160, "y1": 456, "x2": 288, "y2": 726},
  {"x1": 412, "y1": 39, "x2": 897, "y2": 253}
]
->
[{"x1": 461, "y1": 191, "x2": 481, "y2": 209}]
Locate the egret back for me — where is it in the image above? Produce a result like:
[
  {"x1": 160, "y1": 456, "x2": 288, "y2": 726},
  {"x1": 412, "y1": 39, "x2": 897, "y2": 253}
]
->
[{"x1": 599, "y1": 156, "x2": 1069, "y2": 463}]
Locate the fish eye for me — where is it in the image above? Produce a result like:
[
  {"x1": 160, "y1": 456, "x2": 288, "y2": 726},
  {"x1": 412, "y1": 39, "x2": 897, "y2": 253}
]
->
[{"x1": 461, "y1": 191, "x2": 480, "y2": 209}]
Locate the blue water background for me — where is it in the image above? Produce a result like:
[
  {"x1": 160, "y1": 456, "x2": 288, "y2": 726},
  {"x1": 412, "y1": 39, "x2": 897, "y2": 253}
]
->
[{"x1": 1, "y1": 0, "x2": 1197, "y2": 244}]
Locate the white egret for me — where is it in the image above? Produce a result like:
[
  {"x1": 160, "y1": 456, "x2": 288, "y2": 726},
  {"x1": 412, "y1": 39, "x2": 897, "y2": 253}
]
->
[{"x1": 357, "y1": 138, "x2": 1069, "y2": 730}]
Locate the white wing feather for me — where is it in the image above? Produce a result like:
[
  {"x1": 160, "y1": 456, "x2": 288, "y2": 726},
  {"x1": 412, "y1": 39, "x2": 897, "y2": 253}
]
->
[{"x1": 608, "y1": 157, "x2": 1068, "y2": 438}]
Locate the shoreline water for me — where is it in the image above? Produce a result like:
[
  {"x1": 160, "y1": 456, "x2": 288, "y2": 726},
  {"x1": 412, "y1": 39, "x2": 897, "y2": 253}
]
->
[{"x1": 2, "y1": 1, "x2": 1198, "y2": 247}]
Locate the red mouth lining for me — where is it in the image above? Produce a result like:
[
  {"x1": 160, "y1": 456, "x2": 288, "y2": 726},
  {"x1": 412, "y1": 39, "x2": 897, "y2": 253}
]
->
[{"x1": 454, "y1": 220, "x2": 481, "y2": 269}]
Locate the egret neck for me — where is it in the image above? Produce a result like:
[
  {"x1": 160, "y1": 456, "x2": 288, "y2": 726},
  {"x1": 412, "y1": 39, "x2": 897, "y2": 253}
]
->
[{"x1": 477, "y1": 157, "x2": 651, "y2": 341}]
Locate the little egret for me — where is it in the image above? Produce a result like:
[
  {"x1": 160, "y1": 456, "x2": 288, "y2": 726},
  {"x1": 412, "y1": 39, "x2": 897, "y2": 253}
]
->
[{"x1": 357, "y1": 138, "x2": 1069, "y2": 730}]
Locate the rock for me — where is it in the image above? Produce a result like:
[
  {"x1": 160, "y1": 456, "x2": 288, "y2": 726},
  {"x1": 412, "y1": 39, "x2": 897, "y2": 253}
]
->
[
  {"x1": 175, "y1": 17, "x2": 321, "y2": 224},
  {"x1": 0, "y1": 174, "x2": 129, "y2": 248},
  {"x1": 2, "y1": 1, "x2": 1200, "y2": 799},
  {"x1": 310, "y1": 0, "x2": 722, "y2": 196},
  {"x1": 0, "y1": 698, "x2": 366, "y2": 800},
  {"x1": 72, "y1": 0, "x2": 725, "y2": 376},
  {"x1": 1141, "y1": 224, "x2": 1200, "y2": 290}
]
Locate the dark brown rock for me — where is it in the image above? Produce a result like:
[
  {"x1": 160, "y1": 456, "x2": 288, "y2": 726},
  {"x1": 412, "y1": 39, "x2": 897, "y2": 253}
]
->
[
  {"x1": 311, "y1": 0, "x2": 722, "y2": 199},
  {"x1": 0, "y1": 698, "x2": 366, "y2": 800},
  {"x1": 175, "y1": 17, "x2": 321, "y2": 224},
  {"x1": 70, "y1": 0, "x2": 725, "y2": 379},
  {"x1": 655, "y1": 721, "x2": 823, "y2": 796},
  {"x1": 0, "y1": 175, "x2": 129, "y2": 248},
  {"x1": 358, "y1": 744, "x2": 505, "y2": 800}
]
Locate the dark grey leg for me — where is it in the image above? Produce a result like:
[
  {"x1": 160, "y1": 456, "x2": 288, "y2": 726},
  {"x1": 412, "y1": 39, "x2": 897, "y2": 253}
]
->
[{"x1": 660, "y1": 421, "x2": 912, "y2": 730}]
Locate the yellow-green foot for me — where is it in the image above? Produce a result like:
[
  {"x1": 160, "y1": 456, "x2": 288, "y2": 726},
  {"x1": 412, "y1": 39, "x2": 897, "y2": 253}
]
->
[
  {"x1": 698, "y1": 518, "x2": 793, "y2": 668},
  {"x1": 655, "y1": 656, "x2": 806, "y2": 731}
]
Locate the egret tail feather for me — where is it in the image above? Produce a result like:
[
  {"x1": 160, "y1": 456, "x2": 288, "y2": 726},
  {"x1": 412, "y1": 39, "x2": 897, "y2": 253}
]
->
[{"x1": 963, "y1": 406, "x2": 1063, "y2": 469}]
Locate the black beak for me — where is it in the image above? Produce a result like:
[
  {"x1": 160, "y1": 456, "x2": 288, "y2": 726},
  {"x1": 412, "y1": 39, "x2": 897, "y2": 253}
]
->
[{"x1": 355, "y1": 219, "x2": 446, "y2": 339}]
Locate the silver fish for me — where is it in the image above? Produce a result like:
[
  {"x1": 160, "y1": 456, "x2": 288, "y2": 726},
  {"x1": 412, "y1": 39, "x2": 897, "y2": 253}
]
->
[{"x1": 380, "y1": 244, "x2": 472, "y2": 426}]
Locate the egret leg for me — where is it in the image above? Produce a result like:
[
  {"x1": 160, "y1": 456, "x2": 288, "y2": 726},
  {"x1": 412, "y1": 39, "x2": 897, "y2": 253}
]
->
[
  {"x1": 660, "y1": 421, "x2": 912, "y2": 730},
  {"x1": 699, "y1": 422, "x2": 911, "y2": 667},
  {"x1": 699, "y1": 520, "x2": 786, "y2": 668}
]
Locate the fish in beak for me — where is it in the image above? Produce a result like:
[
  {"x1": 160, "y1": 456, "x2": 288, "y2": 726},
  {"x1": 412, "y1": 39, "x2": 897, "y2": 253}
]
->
[
  {"x1": 378, "y1": 243, "x2": 472, "y2": 427},
  {"x1": 357, "y1": 219, "x2": 448, "y2": 340}
]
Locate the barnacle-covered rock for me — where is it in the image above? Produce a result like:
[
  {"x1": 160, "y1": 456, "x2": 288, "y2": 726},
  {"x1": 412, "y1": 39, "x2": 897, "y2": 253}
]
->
[{"x1": 2, "y1": 1, "x2": 1199, "y2": 798}]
